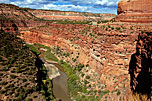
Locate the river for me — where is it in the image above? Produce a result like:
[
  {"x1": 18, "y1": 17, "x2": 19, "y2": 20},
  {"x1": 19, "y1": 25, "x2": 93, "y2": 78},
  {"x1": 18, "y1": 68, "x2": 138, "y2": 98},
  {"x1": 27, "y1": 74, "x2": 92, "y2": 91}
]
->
[
  {"x1": 52, "y1": 70, "x2": 71, "y2": 101},
  {"x1": 41, "y1": 58, "x2": 72, "y2": 101}
]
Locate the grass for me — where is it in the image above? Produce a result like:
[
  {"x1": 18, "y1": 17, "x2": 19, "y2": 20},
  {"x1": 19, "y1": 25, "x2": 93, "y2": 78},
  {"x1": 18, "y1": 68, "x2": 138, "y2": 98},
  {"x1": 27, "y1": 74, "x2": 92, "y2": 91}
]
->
[
  {"x1": 133, "y1": 93, "x2": 149, "y2": 101},
  {"x1": 58, "y1": 60, "x2": 82, "y2": 99},
  {"x1": 25, "y1": 44, "x2": 40, "y2": 55},
  {"x1": 44, "y1": 49, "x2": 58, "y2": 62},
  {"x1": 26, "y1": 43, "x2": 58, "y2": 62}
]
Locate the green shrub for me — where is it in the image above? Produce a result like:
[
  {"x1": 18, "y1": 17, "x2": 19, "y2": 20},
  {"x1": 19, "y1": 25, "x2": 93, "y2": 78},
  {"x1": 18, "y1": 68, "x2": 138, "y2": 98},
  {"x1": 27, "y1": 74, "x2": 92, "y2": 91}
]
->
[
  {"x1": 73, "y1": 58, "x2": 77, "y2": 62},
  {"x1": 10, "y1": 74, "x2": 17, "y2": 79},
  {"x1": 82, "y1": 87, "x2": 87, "y2": 93},
  {"x1": 81, "y1": 95, "x2": 85, "y2": 100},
  {"x1": 25, "y1": 44, "x2": 40, "y2": 55},
  {"x1": 86, "y1": 75, "x2": 90, "y2": 79},
  {"x1": 81, "y1": 73, "x2": 85, "y2": 77},
  {"x1": 117, "y1": 90, "x2": 121, "y2": 95},
  {"x1": 88, "y1": 96, "x2": 93, "y2": 100},
  {"x1": 111, "y1": 27, "x2": 114, "y2": 30},
  {"x1": 2, "y1": 66, "x2": 8, "y2": 71},
  {"x1": 27, "y1": 98, "x2": 32, "y2": 101},
  {"x1": 102, "y1": 20, "x2": 109, "y2": 23},
  {"x1": 89, "y1": 33, "x2": 92, "y2": 36},
  {"x1": 0, "y1": 90, "x2": 5, "y2": 94},
  {"x1": 65, "y1": 52, "x2": 70, "y2": 57},
  {"x1": 104, "y1": 90, "x2": 110, "y2": 94},
  {"x1": 84, "y1": 80, "x2": 89, "y2": 85},
  {"x1": 15, "y1": 93, "x2": 19, "y2": 97},
  {"x1": 88, "y1": 84, "x2": 91, "y2": 88},
  {"x1": 130, "y1": 26, "x2": 133, "y2": 30},
  {"x1": 76, "y1": 63, "x2": 84, "y2": 71},
  {"x1": 16, "y1": 67, "x2": 21, "y2": 73},
  {"x1": 116, "y1": 27, "x2": 120, "y2": 30},
  {"x1": 0, "y1": 81, "x2": 7, "y2": 85},
  {"x1": 18, "y1": 94, "x2": 24, "y2": 100},
  {"x1": 8, "y1": 91, "x2": 13, "y2": 95},
  {"x1": 22, "y1": 79, "x2": 27, "y2": 82},
  {"x1": 0, "y1": 73, "x2": 3, "y2": 76},
  {"x1": 97, "y1": 21, "x2": 101, "y2": 24},
  {"x1": 106, "y1": 27, "x2": 108, "y2": 31}
]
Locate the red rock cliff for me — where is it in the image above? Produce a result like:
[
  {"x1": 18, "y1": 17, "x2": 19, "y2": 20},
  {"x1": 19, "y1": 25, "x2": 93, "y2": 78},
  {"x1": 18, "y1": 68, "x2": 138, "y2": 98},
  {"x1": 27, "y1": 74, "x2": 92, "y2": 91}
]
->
[
  {"x1": 116, "y1": 0, "x2": 152, "y2": 23},
  {"x1": 28, "y1": 9, "x2": 116, "y2": 21}
]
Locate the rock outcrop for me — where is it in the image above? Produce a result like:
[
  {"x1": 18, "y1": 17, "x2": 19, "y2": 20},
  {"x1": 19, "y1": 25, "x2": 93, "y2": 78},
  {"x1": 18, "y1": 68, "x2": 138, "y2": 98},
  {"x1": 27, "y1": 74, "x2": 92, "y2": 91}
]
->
[
  {"x1": 129, "y1": 31, "x2": 152, "y2": 100},
  {"x1": 116, "y1": 0, "x2": 152, "y2": 23}
]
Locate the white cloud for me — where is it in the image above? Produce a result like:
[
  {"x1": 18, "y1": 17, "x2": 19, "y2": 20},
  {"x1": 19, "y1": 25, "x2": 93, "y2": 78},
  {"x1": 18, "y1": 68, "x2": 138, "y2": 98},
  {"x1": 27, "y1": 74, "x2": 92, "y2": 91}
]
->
[
  {"x1": 24, "y1": 0, "x2": 47, "y2": 3},
  {"x1": 25, "y1": 0, "x2": 32, "y2": 3},
  {"x1": 96, "y1": 0, "x2": 108, "y2": 5},
  {"x1": 95, "y1": 0, "x2": 116, "y2": 6},
  {"x1": 42, "y1": 4, "x2": 90, "y2": 12},
  {"x1": 0, "y1": 0, "x2": 9, "y2": 3},
  {"x1": 107, "y1": 1, "x2": 115, "y2": 6},
  {"x1": 4, "y1": 0, "x2": 119, "y2": 14}
]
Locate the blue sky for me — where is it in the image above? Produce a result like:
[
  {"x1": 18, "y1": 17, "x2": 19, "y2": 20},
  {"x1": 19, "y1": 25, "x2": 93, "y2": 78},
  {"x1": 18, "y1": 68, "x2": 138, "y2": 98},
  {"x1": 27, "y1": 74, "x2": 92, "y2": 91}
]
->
[{"x1": 0, "y1": 0, "x2": 119, "y2": 14}]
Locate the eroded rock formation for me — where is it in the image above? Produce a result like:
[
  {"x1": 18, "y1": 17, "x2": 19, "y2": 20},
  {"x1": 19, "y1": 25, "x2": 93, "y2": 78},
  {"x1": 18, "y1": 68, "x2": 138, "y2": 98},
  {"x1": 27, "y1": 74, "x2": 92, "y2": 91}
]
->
[
  {"x1": 116, "y1": 0, "x2": 152, "y2": 23},
  {"x1": 29, "y1": 9, "x2": 116, "y2": 21},
  {"x1": 129, "y1": 31, "x2": 152, "y2": 100}
]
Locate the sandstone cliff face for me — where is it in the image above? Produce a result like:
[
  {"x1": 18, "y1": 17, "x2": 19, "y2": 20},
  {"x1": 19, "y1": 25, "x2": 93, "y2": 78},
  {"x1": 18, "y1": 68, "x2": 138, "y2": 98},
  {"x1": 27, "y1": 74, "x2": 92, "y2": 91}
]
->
[
  {"x1": 29, "y1": 9, "x2": 116, "y2": 21},
  {"x1": 116, "y1": 0, "x2": 152, "y2": 23},
  {"x1": 21, "y1": 24, "x2": 139, "y2": 99},
  {"x1": 129, "y1": 31, "x2": 152, "y2": 100},
  {"x1": 0, "y1": 4, "x2": 49, "y2": 32}
]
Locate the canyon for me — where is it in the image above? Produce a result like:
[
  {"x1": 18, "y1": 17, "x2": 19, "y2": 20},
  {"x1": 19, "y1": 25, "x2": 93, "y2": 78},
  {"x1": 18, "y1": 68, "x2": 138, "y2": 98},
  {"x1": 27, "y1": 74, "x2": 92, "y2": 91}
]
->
[{"x1": 0, "y1": 1, "x2": 152, "y2": 100}]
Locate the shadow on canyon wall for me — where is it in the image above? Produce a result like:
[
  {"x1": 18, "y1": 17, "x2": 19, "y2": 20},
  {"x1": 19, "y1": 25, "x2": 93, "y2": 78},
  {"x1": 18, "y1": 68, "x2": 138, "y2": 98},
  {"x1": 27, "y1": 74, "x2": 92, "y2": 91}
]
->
[{"x1": 129, "y1": 31, "x2": 152, "y2": 99}]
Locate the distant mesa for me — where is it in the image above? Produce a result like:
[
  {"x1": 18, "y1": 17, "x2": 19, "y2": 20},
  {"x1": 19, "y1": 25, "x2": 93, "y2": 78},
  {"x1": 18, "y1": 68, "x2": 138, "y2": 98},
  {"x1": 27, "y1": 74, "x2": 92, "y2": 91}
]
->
[
  {"x1": 116, "y1": 0, "x2": 152, "y2": 23},
  {"x1": 0, "y1": 3, "x2": 116, "y2": 22}
]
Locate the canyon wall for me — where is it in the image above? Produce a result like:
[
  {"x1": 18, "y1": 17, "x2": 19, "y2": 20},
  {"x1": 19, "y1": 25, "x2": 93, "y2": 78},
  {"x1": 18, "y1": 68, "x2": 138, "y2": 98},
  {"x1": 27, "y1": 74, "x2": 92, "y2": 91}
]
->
[
  {"x1": 0, "y1": 3, "x2": 116, "y2": 21},
  {"x1": 1, "y1": 3, "x2": 151, "y2": 100},
  {"x1": 28, "y1": 9, "x2": 116, "y2": 21},
  {"x1": 116, "y1": 0, "x2": 152, "y2": 23},
  {"x1": 129, "y1": 31, "x2": 152, "y2": 100},
  {"x1": 20, "y1": 23, "x2": 139, "y2": 100}
]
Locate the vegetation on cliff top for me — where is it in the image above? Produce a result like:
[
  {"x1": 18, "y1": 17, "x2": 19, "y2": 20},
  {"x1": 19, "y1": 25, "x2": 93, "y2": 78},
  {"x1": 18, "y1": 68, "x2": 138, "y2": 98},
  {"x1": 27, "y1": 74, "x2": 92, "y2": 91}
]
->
[{"x1": 0, "y1": 32, "x2": 54, "y2": 100}]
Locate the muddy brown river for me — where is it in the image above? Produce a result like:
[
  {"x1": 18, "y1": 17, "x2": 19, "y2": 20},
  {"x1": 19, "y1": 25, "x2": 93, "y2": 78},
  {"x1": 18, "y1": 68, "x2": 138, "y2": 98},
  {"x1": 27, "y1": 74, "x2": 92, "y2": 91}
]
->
[
  {"x1": 52, "y1": 70, "x2": 72, "y2": 101},
  {"x1": 41, "y1": 57, "x2": 72, "y2": 101}
]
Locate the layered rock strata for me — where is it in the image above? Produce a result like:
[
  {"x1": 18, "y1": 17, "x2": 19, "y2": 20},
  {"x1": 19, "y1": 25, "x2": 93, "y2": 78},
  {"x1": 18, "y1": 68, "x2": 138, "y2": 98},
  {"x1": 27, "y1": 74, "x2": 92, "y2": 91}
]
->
[
  {"x1": 116, "y1": 0, "x2": 152, "y2": 23},
  {"x1": 29, "y1": 9, "x2": 116, "y2": 21}
]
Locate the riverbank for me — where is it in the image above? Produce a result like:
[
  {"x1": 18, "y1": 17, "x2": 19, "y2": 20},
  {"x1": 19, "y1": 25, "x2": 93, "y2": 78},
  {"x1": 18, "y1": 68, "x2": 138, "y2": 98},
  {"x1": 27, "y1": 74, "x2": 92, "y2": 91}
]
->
[
  {"x1": 41, "y1": 57, "x2": 60, "y2": 80},
  {"x1": 26, "y1": 43, "x2": 109, "y2": 100},
  {"x1": 26, "y1": 43, "x2": 72, "y2": 100}
]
